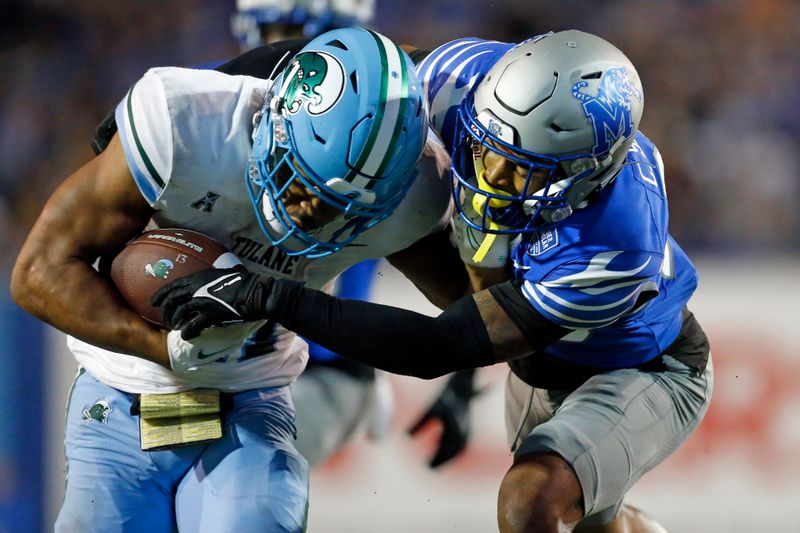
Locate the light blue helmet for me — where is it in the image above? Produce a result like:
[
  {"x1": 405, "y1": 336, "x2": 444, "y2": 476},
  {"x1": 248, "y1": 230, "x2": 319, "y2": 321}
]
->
[
  {"x1": 232, "y1": 0, "x2": 375, "y2": 50},
  {"x1": 247, "y1": 27, "x2": 427, "y2": 258},
  {"x1": 452, "y1": 30, "x2": 644, "y2": 234}
]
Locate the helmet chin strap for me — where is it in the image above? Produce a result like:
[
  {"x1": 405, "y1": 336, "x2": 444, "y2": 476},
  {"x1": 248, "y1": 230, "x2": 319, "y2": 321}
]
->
[
  {"x1": 526, "y1": 178, "x2": 575, "y2": 224},
  {"x1": 546, "y1": 152, "x2": 620, "y2": 222},
  {"x1": 260, "y1": 192, "x2": 295, "y2": 241},
  {"x1": 534, "y1": 151, "x2": 619, "y2": 224}
]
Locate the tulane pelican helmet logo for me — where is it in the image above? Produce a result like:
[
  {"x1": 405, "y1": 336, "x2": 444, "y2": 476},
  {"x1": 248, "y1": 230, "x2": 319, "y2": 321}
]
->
[
  {"x1": 571, "y1": 67, "x2": 642, "y2": 157},
  {"x1": 145, "y1": 259, "x2": 174, "y2": 279},
  {"x1": 281, "y1": 51, "x2": 345, "y2": 115},
  {"x1": 82, "y1": 399, "x2": 112, "y2": 424}
]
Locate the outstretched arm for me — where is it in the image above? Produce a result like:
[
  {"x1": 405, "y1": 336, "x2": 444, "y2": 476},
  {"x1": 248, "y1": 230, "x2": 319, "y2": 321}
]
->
[
  {"x1": 268, "y1": 284, "x2": 505, "y2": 378},
  {"x1": 152, "y1": 270, "x2": 568, "y2": 379}
]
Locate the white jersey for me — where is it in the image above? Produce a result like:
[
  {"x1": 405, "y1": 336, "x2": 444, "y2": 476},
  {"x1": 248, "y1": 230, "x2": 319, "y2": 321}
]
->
[{"x1": 69, "y1": 67, "x2": 452, "y2": 394}]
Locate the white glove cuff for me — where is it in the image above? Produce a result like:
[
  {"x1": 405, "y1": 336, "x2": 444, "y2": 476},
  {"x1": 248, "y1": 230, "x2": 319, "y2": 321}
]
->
[{"x1": 166, "y1": 320, "x2": 266, "y2": 373}]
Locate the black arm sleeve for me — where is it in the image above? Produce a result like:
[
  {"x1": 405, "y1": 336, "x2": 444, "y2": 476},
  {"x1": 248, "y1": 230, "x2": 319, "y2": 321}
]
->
[
  {"x1": 488, "y1": 280, "x2": 569, "y2": 352},
  {"x1": 265, "y1": 279, "x2": 496, "y2": 379}
]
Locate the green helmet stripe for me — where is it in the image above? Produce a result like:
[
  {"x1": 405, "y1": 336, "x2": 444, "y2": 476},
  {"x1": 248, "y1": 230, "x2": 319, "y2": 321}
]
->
[
  {"x1": 375, "y1": 38, "x2": 409, "y2": 180},
  {"x1": 348, "y1": 30, "x2": 389, "y2": 185},
  {"x1": 347, "y1": 30, "x2": 409, "y2": 190}
]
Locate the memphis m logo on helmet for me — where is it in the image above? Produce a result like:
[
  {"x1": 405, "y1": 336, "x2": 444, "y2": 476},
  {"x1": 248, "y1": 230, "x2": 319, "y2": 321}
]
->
[
  {"x1": 246, "y1": 28, "x2": 427, "y2": 258},
  {"x1": 451, "y1": 30, "x2": 645, "y2": 234},
  {"x1": 572, "y1": 67, "x2": 642, "y2": 158}
]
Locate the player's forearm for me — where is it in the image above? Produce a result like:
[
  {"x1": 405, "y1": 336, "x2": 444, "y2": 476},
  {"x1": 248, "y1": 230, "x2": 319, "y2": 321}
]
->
[
  {"x1": 12, "y1": 136, "x2": 168, "y2": 365},
  {"x1": 465, "y1": 263, "x2": 512, "y2": 293},
  {"x1": 387, "y1": 230, "x2": 470, "y2": 309},
  {"x1": 265, "y1": 279, "x2": 495, "y2": 379},
  {"x1": 11, "y1": 255, "x2": 169, "y2": 366}
]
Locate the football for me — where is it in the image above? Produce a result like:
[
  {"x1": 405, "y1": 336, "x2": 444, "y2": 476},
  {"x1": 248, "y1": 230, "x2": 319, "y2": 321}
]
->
[{"x1": 109, "y1": 228, "x2": 242, "y2": 327}]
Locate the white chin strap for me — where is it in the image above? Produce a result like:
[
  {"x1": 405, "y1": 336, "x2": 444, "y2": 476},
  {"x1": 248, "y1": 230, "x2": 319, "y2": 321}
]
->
[
  {"x1": 260, "y1": 192, "x2": 293, "y2": 239},
  {"x1": 326, "y1": 178, "x2": 377, "y2": 204},
  {"x1": 522, "y1": 177, "x2": 593, "y2": 224}
]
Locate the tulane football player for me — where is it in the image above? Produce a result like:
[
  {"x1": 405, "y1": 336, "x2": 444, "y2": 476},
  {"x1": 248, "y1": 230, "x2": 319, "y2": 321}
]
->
[{"x1": 12, "y1": 28, "x2": 466, "y2": 532}]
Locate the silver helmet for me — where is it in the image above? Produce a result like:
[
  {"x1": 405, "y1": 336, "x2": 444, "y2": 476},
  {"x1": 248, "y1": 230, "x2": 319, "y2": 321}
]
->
[{"x1": 452, "y1": 30, "x2": 644, "y2": 233}]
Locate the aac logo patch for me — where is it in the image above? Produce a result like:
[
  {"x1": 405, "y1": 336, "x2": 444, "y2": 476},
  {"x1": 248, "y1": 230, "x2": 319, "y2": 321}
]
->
[
  {"x1": 191, "y1": 191, "x2": 221, "y2": 213},
  {"x1": 145, "y1": 259, "x2": 174, "y2": 279},
  {"x1": 526, "y1": 229, "x2": 559, "y2": 256},
  {"x1": 487, "y1": 119, "x2": 503, "y2": 137},
  {"x1": 82, "y1": 399, "x2": 112, "y2": 424}
]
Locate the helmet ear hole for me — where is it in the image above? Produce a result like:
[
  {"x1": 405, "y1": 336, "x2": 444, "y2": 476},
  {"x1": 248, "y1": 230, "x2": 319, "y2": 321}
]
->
[{"x1": 326, "y1": 39, "x2": 348, "y2": 50}]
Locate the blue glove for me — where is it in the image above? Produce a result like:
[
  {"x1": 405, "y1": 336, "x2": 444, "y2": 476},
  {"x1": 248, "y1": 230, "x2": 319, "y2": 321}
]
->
[{"x1": 408, "y1": 368, "x2": 480, "y2": 468}]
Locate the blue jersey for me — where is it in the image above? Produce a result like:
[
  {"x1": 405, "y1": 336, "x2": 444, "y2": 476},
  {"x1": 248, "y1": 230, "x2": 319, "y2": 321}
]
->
[
  {"x1": 512, "y1": 133, "x2": 696, "y2": 368},
  {"x1": 419, "y1": 37, "x2": 697, "y2": 368}
]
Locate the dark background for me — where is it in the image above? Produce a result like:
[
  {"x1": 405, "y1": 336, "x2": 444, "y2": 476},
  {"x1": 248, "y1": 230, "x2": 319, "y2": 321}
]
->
[{"x1": 1, "y1": 1, "x2": 797, "y2": 531}]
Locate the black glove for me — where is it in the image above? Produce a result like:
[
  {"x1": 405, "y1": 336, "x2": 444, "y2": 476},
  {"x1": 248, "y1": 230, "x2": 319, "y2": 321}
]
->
[
  {"x1": 150, "y1": 268, "x2": 274, "y2": 339},
  {"x1": 408, "y1": 369, "x2": 480, "y2": 468}
]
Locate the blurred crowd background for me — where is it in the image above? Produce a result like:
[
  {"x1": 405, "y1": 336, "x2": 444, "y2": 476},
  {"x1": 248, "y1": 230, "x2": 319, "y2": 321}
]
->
[
  {"x1": 1, "y1": 0, "x2": 798, "y2": 271},
  {"x1": 1, "y1": 1, "x2": 799, "y2": 531}
]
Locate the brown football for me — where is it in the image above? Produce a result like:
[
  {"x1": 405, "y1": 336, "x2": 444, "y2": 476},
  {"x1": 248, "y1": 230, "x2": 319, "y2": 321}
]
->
[{"x1": 110, "y1": 228, "x2": 242, "y2": 327}]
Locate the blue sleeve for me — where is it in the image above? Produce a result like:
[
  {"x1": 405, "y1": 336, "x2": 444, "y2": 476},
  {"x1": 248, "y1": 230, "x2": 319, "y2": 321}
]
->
[
  {"x1": 521, "y1": 250, "x2": 663, "y2": 329},
  {"x1": 416, "y1": 38, "x2": 513, "y2": 149}
]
